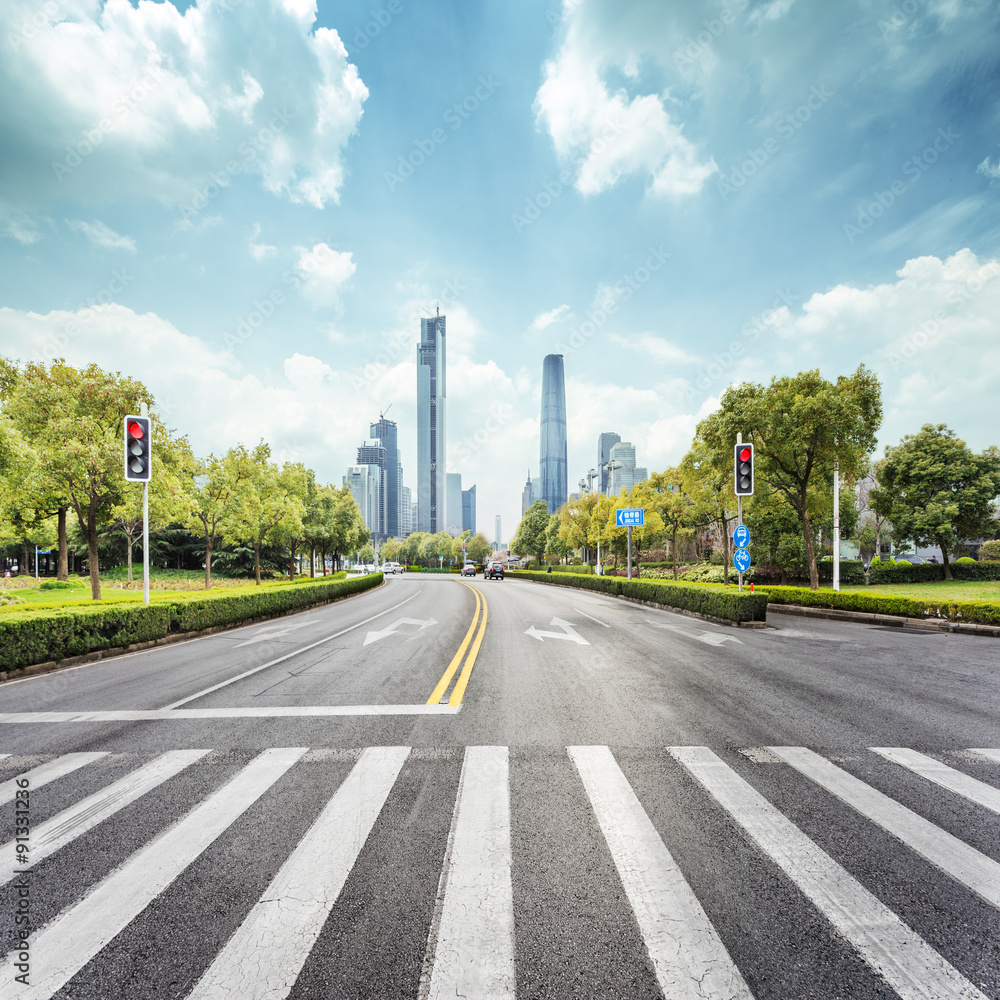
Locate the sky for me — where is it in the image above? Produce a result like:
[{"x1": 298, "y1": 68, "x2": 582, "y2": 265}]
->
[{"x1": 1, "y1": 0, "x2": 999, "y2": 542}]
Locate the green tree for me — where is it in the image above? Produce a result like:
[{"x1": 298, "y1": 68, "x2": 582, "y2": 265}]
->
[
  {"x1": 2, "y1": 361, "x2": 154, "y2": 599},
  {"x1": 602, "y1": 483, "x2": 666, "y2": 569},
  {"x1": 647, "y1": 468, "x2": 698, "y2": 580},
  {"x1": 558, "y1": 492, "x2": 600, "y2": 563},
  {"x1": 869, "y1": 424, "x2": 1000, "y2": 579},
  {"x1": 185, "y1": 448, "x2": 248, "y2": 589},
  {"x1": 706, "y1": 365, "x2": 882, "y2": 589},
  {"x1": 545, "y1": 512, "x2": 569, "y2": 563},
  {"x1": 466, "y1": 532, "x2": 491, "y2": 563},
  {"x1": 511, "y1": 499, "x2": 550, "y2": 565},
  {"x1": 678, "y1": 436, "x2": 736, "y2": 584}
]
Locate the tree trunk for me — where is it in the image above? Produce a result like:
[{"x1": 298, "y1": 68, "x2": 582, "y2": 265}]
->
[
  {"x1": 941, "y1": 547, "x2": 954, "y2": 581},
  {"x1": 57, "y1": 507, "x2": 69, "y2": 581},
  {"x1": 127, "y1": 536, "x2": 134, "y2": 583},
  {"x1": 802, "y1": 508, "x2": 819, "y2": 590},
  {"x1": 87, "y1": 499, "x2": 101, "y2": 600},
  {"x1": 22, "y1": 539, "x2": 29, "y2": 577},
  {"x1": 204, "y1": 535, "x2": 213, "y2": 589},
  {"x1": 671, "y1": 525, "x2": 679, "y2": 580},
  {"x1": 310, "y1": 545, "x2": 316, "y2": 578},
  {"x1": 254, "y1": 541, "x2": 261, "y2": 585},
  {"x1": 722, "y1": 512, "x2": 730, "y2": 586}
]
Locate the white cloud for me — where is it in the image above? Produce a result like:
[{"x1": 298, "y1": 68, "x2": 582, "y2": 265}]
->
[
  {"x1": 749, "y1": 0, "x2": 798, "y2": 25},
  {"x1": 609, "y1": 332, "x2": 694, "y2": 365},
  {"x1": 0, "y1": 0, "x2": 368, "y2": 216},
  {"x1": 530, "y1": 304, "x2": 571, "y2": 331},
  {"x1": 977, "y1": 156, "x2": 1000, "y2": 180},
  {"x1": 284, "y1": 352, "x2": 334, "y2": 385},
  {"x1": 66, "y1": 219, "x2": 136, "y2": 252},
  {"x1": 294, "y1": 243, "x2": 356, "y2": 308},
  {"x1": 248, "y1": 223, "x2": 277, "y2": 260},
  {"x1": 534, "y1": 26, "x2": 716, "y2": 197}
]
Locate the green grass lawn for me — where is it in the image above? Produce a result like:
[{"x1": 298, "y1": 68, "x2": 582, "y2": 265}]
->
[{"x1": 833, "y1": 580, "x2": 1000, "y2": 602}]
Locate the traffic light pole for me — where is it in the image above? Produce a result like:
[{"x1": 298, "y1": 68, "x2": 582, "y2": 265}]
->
[
  {"x1": 142, "y1": 482, "x2": 149, "y2": 605},
  {"x1": 737, "y1": 432, "x2": 743, "y2": 594}
]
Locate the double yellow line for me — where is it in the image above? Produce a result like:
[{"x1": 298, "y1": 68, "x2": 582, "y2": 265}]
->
[{"x1": 426, "y1": 582, "x2": 488, "y2": 707}]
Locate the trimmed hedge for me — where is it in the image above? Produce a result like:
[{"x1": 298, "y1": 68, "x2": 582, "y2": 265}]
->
[
  {"x1": 868, "y1": 562, "x2": 944, "y2": 584},
  {"x1": 758, "y1": 585, "x2": 1000, "y2": 626},
  {"x1": 952, "y1": 560, "x2": 1000, "y2": 581},
  {"x1": 0, "y1": 573, "x2": 383, "y2": 672},
  {"x1": 515, "y1": 570, "x2": 768, "y2": 623}
]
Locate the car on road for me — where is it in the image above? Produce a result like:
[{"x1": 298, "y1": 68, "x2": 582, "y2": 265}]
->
[
  {"x1": 894, "y1": 553, "x2": 925, "y2": 564},
  {"x1": 382, "y1": 561, "x2": 403, "y2": 574},
  {"x1": 485, "y1": 561, "x2": 504, "y2": 580},
  {"x1": 461, "y1": 561, "x2": 477, "y2": 576}
]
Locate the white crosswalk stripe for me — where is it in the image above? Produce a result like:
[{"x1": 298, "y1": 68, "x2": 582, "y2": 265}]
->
[
  {"x1": 671, "y1": 745, "x2": 989, "y2": 1000},
  {"x1": 769, "y1": 745, "x2": 1000, "y2": 910},
  {"x1": 870, "y1": 746, "x2": 1000, "y2": 814},
  {"x1": 0, "y1": 752, "x2": 108, "y2": 805},
  {"x1": 0, "y1": 744, "x2": 995, "y2": 999}
]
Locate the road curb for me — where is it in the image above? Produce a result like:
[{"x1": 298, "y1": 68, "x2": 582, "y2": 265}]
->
[
  {"x1": 768, "y1": 602, "x2": 1000, "y2": 637},
  {"x1": 0, "y1": 578, "x2": 388, "y2": 685}
]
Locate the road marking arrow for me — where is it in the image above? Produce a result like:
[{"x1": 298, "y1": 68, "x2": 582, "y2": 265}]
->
[
  {"x1": 234, "y1": 621, "x2": 313, "y2": 648},
  {"x1": 363, "y1": 618, "x2": 438, "y2": 646},
  {"x1": 649, "y1": 622, "x2": 743, "y2": 646},
  {"x1": 524, "y1": 617, "x2": 589, "y2": 645}
]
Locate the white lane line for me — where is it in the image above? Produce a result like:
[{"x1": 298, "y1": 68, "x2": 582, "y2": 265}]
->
[
  {"x1": 188, "y1": 746, "x2": 409, "y2": 1000},
  {"x1": 970, "y1": 749, "x2": 1000, "y2": 765},
  {"x1": 569, "y1": 746, "x2": 752, "y2": 1000},
  {"x1": 0, "y1": 705, "x2": 459, "y2": 723},
  {"x1": 163, "y1": 591, "x2": 419, "y2": 708},
  {"x1": 424, "y1": 746, "x2": 514, "y2": 1000},
  {"x1": 0, "y1": 750, "x2": 211, "y2": 884},
  {"x1": 0, "y1": 747, "x2": 307, "y2": 1000},
  {"x1": 574, "y1": 609, "x2": 611, "y2": 627},
  {"x1": 670, "y1": 746, "x2": 988, "y2": 1000},
  {"x1": 0, "y1": 752, "x2": 108, "y2": 806},
  {"x1": 870, "y1": 747, "x2": 1000, "y2": 815},
  {"x1": 769, "y1": 746, "x2": 1000, "y2": 910}
]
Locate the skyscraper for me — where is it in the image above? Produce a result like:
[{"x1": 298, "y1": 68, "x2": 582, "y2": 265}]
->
[
  {"x1": 521, "y1": 469, "x2": 532, "y2": 517},
  {"x1": 539, "y1": 353, "x2": 567, "y2": 514},
  {"x1": 446, "y1": 472, "x2": 463, "y2": 536},
  {"x1": 344, "y1": 466, "x2": 379, "y2": 539},
  {"x1": 417, "y1": 311, "x2": 446, "y2": 533},
  {"x1": 370, "y1": 414, "x2": 401, "y2": 539},
  {"x1": 399, "y1": 486, "x2": 413, "y2": 537},
  {"x1": 598, "y1": 431, "x2": 621, "y2": 493},
  {"x1": 356, "y1": 440, "x2": 387, "y2": 538},
  {"x1": 462, "y1": 485, "x2": 476, "y2": 534},
  {"x1": 608, "y1": 440, "x2": 637, "y2": 494},
  {"x1": 495, "y1": 514, "x2": 502, "y2": 548}
]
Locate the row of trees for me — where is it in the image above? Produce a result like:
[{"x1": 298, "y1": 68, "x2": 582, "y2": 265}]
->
[
  {"x1": 378, "y1": 530, "x2": 493, "y2": 568},
  {"x1": 0, "y1": 360, "x2": 371, "y2": 599},
  {"x1": 510, "y1": 365, "x2": 1000, "y2": 588}
]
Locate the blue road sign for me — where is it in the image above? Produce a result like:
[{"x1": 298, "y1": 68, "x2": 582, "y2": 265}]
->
[
  {"x1": 734, "y1": 547, "x2": 751, "y2": 573},
  {"x1": 733, "y1": 525, "x2": 750, "y2": 548},
  {"x1": 616, "y1": 507, "x2": 645, "y2": 527}
]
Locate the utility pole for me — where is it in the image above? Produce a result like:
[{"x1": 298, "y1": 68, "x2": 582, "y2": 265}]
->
[
  {"x1": 833, "y1": 448, "x2": 840, "y2": 592},
  {"x1": 736, "y1": 433, "x2": 743, "y2": 594}
]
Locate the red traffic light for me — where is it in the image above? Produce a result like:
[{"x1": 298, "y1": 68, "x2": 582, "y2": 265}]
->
[
  {"x1": 740, "y1": 447, "x2": 751, "y2": 462},
  {"x1": 734, "y1": 441, "x2": 754, "y2": 496},
  {"x1": 124, "y1": 415, "x2": 152, "y2": 482},
  {"x1": 128, "y1": 421, "x2": 145, "y2": 439}
]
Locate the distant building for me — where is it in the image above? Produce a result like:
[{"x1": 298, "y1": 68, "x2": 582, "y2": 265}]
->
[
  {"x1": 598, "y1": 432, "x2": 621, "y2": 494},
  {"x1": 344, "y1": 466, "x2": 380, "y2": 539},
  {"x1": 356, "y1": 440, "x2": 388, "y2": 538},
  {"x1": 608, "y1": 440, "x2": 636, "y2": 494},
  {"x1": 370, "y1": 415, "x2": 401, "y2": 539},
  {"x1": 417, "y1": 310, "x2": 446, "y2": 533},
  {"x1": 446, "y1": 472, "x2": 463, "y2": 536},
  {"x1": 521, "y1": 470, "x2": 533, "y2": 517},
  {"x1": 399, "y1": 486, "x2": 413, "y2": 537},
  {"x1": 539, "y1": 354, "x2": 568, "y2": 514},
  {"x1": 495, "y1": 514, "x2": 502, "y2": 547},
  {"x1": 462, "y1": 485, "x2": 476, "y2": 534}
]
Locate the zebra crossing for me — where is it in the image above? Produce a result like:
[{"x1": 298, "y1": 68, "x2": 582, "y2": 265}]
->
[{"x1": 0, "y1": 745, "x2": 997, "y2": 999}]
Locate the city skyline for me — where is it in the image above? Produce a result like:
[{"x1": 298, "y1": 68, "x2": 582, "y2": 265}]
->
[{"x1": 1, "y1": 1, "x2": 999, "y2": 544}]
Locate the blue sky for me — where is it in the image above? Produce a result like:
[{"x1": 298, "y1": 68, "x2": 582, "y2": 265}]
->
[{"x1": 2, "y1": 0, "x2": 1000, "y2": 540}]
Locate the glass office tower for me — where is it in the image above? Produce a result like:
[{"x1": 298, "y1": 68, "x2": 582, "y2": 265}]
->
[
  {"x1": 417, "y1": 311, "x2": 446, "y2": 533},
  {"x1": 539, "y1": 354, "x2": 568, "y2": 514}
]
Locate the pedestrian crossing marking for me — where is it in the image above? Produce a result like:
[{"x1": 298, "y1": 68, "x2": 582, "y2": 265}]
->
[
  {"x1": 670, "y1": 745, "x2": 989, "y2": 1000},
  {"x1": 0, "y1": 752, "x2": 107, "y2": 806},
  {"x1": 871, "y1": 746, "x2": 1000, "y2": 815},
  {"x1": 0, "y1": 745, "x2": 995, "y2": 1000}
]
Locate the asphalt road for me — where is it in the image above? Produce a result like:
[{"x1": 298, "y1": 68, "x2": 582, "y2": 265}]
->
[{"x1": 0, "y1": 573, "x2": 997, "y2": 999}]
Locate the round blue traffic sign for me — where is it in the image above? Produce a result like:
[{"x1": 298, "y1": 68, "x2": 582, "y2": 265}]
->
[
  {"x1": 733, "y1": 547, "x2": 751, "y2": 573},
  {"x1": 733, "y1": 525, "x2": 750, "y2": 548}
]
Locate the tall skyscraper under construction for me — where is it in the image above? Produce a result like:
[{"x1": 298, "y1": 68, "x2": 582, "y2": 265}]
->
[
  {"x1": 417, "y1": 310, "x2": 446, "y2": 533},
  {"x1": 539, "y1": 353, "x2": 567, "y2": 514}
]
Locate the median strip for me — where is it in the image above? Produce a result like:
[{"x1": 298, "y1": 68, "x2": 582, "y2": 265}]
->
[{"x1": 426, "y1": 583, "x2": 488, "y2": 706}]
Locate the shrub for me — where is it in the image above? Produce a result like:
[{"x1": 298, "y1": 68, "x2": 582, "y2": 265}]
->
[
  {"x1": 955, "y1": 557, "x2": 976, "y2": 565},
  {"x1": 978, "y1": 539, "x2": 1000, "y2": 561},
  {"x1": 951, "y1": 560, "x2": 1000, "y2": 582},
  {"x1": 868, "y1": 562, "x2": 944, "y2": 585},
  {"x1": 515, "y1": 570, "x2": 767, "y2": 622},
  {"x1": 39, "y1": 580, "x2": 74, "y2": 590},
  {"x1": 551, "y1": 564, "x2": 592, "y2": 574}
]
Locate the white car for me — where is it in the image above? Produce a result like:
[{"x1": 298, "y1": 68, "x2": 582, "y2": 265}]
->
[{"x1": 382, "y1": 561, "x2": 403, "y2": 574}]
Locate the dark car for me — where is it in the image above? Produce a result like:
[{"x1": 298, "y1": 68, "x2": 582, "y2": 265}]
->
[
  {"x1": 486, "y1": 561, "x2": 504, "y2": 580},
  {"x1": 461, "y1": 561, "x2": 477, "y2": 576}
]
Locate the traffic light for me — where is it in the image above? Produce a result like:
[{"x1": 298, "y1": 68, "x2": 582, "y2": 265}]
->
[
  {"x1": 734, "y1": 442, "x2": 754, "y2": 496},
  {"x1": 124, "y1": 415, "x2": 151, "y2": 482}
]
